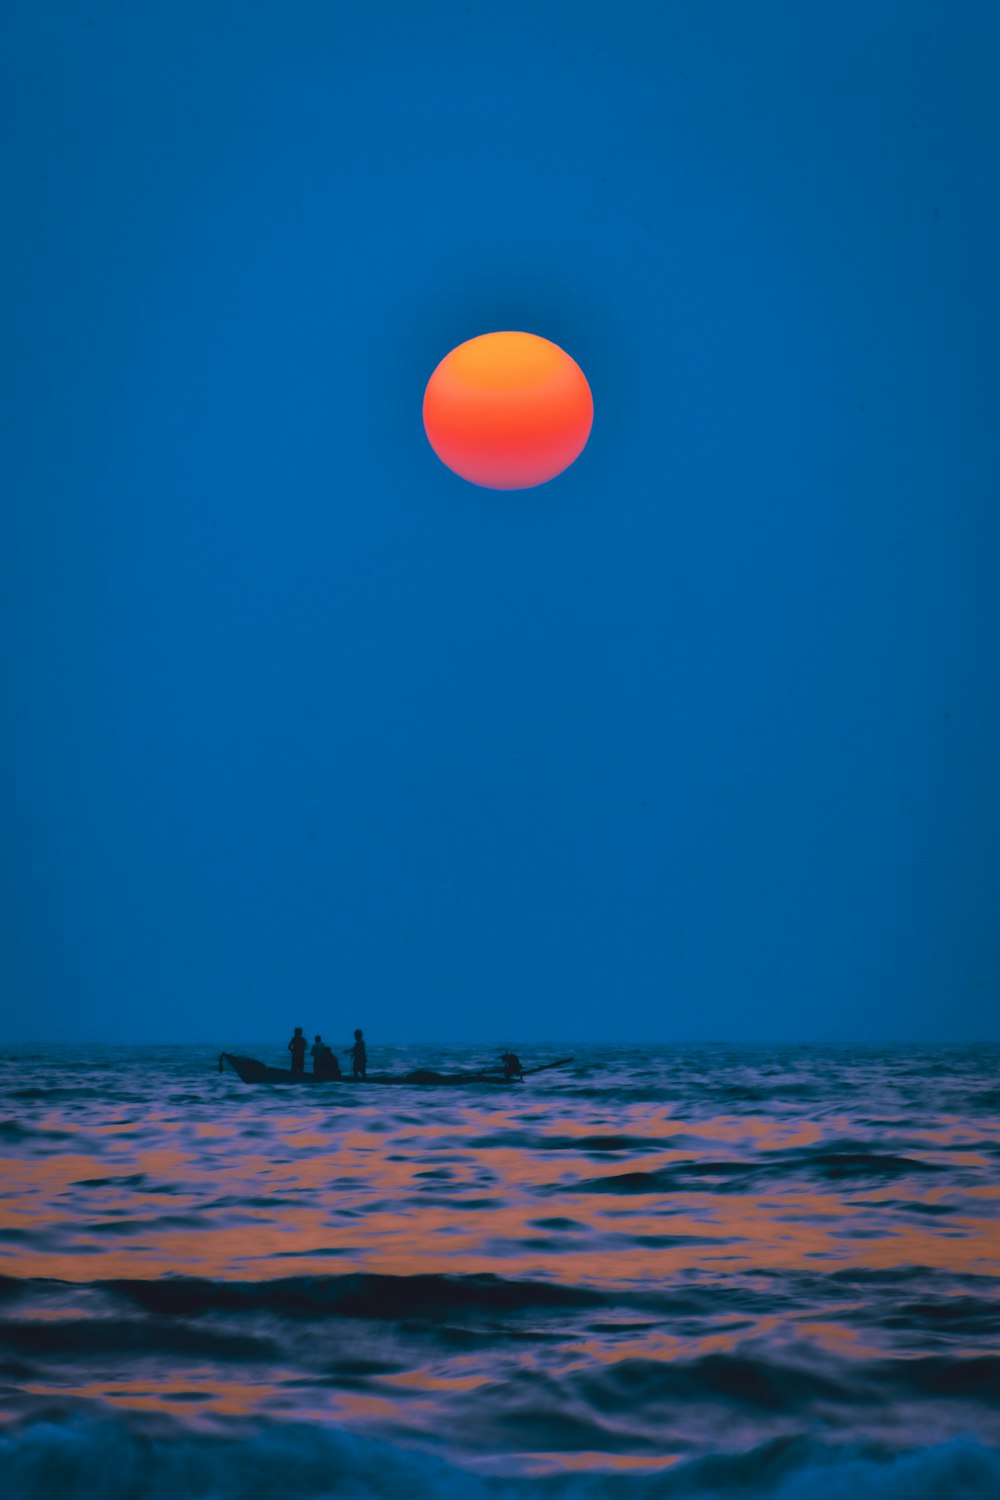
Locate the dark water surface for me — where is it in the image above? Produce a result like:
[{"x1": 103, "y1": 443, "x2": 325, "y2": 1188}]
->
[{"x1": 1, "y1": 1044, "x2": 999, "y2": 1496}]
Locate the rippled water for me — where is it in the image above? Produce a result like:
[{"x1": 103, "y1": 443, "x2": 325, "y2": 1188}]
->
[{"x1": 2, "y1": 1043, "x2": 999, "y2": 1496}]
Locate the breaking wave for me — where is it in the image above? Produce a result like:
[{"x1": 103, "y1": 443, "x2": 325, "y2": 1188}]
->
[{"x1": 2, "y1": 1414, "x2": 1000, "y2": 1499}]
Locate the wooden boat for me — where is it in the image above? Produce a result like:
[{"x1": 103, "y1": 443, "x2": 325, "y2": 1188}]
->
[{"x1": 218, "y1": 1052, "x2": 573, "y2": 1086}]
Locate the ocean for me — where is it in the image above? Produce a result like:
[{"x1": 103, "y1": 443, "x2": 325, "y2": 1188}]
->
[{"x1": 1, "y1": 1043, "x2": 998, "y2": 1497}]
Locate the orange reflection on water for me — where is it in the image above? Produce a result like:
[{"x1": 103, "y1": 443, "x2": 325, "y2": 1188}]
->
[
  {"x1": 560, "y1": 1333, "x2": 684, "y2": 1366},
  {"x1": 793, "y1": 1320, "x2": 884, "y2": 1358},
  {"x1": 336, "y1": 1391, "x2": 434, "y2": 1423},
  {"x1": 514, "y1": 1451, "x2": 681, "y2": 1474},
  {"x1": 21, "y1": 1372, "x2": 290, "y2": 1420},
  {"x1": 3, "y1": 1092, "x2": 998, "y2": 1295},
  {"x1": 651, "y1": 1115, "x2": 825, "y2": 1151},
  {"x1": 385, "y1": 1369, "x2": 492, "y2": 1393}
]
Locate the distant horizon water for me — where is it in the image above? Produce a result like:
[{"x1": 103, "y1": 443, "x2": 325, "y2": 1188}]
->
[{"x1": 5, "y1": 1035, "x2": 1000, "y2": 1048}]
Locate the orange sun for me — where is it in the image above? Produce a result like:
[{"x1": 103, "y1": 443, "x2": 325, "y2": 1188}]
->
[{"x1": 422, "y1": 331, "x2": 593, "y2": 490}]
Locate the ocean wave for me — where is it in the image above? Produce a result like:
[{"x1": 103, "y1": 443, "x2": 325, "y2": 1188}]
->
[
  {"x1": 3, "y1": 1045, "x2": 997, "y2": 1482},
  {"x1": 2, "y1": 1413, "x2": 1000, "y2": 1498},
  {"x1": 464, "y1": 1133, "x2": 673, "y2": 1155},
  {"x1": 0, "y1": 1118, "x2": 76, "y2": 1142},
  {"x1": 873, "y1": 1295, "x2": 1000, "y2": 1335},
  {"x1": 563, "y1": 1145, "x2": 946, "y2": 1195},
  {"x1": 570, "y1": 1352, "x2": 852, "y2": 1414},
  {"x1": 9, "y1": 1267, "x2": 1000, "y2": 1341},
  {"x1": 98, "y1": 1272, "x2": 605, "y2": 1321},
  {"x1": 0, "y1": 1317, "x2": 278, "y2": 1363}
]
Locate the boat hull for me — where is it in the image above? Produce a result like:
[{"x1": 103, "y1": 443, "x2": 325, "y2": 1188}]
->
[{"x1": 218, "y1": 1053, "x2": 513, "y2": 1086}]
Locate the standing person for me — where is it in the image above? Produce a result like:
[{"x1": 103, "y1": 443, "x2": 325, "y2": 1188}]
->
[
  {"x1": 344, "y1": 1028, "x2": 367, "y2": 1080},
  {"x1": 311, "y1": 1034, "x2": 327, "y2": 1074},
  {"x1": 288, "y1": 1027, "x2": 307, "y2": 1075}
]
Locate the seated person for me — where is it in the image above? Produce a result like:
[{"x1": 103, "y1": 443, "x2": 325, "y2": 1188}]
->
[{"x1": 315, "y1": 1043, "x2": 341, "y2": 1079}]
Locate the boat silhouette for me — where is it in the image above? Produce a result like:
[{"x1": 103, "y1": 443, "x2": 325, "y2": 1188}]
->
[{"x1": 218, "y1": 1052, "x2": 573, "y2": 1086}]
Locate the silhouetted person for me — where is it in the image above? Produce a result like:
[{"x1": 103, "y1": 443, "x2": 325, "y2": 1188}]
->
[
  {"x1": 344, "y1": 1029, "x2": 367, "y2": 1080},
  {"x1": 500, "y1": 1052, "x2": 523, "y2": 1080},
  {"x1": 311, "y1": 1034, "x2": 327, "y2": 1074},
  {"x1": 315, "y1": 1043, "x2": 341, "y2": 1080},
  {"x1": 288, "y1": 1027, "x2": 307, "y2": 1075}
]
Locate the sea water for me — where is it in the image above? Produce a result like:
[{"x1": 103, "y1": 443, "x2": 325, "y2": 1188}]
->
[{"x1": 1, "y1": 1043, "x2": 998, "y2": 1497}]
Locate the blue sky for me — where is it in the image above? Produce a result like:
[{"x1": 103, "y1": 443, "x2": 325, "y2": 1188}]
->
[{"x1": 3, "y1": 1, "x2": 998, "y2": 1043}]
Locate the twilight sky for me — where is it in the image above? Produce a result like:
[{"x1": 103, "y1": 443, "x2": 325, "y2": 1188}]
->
[{"x1": 3, "y1": 1, "x2": 998, "y2": 1044}]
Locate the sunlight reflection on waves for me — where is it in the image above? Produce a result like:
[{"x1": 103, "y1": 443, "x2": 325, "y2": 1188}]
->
[{"x1": 1, "y1": 1043, "x2": 998, "y2": 1472}]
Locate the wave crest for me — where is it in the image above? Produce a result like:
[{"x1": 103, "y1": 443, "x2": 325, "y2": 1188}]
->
[{"x1": 2, "y1": 1414, "x2": 1000, "y2": 1499}]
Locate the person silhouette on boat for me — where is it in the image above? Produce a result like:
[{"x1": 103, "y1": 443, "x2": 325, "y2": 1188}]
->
[
  {"x1": 288, "y1": 1027, "x2": 307, "y2": 1075},
  {"x1": 314, "y1": 1039, "x2": 341, "y2": 1079},
  {"x1": 500, "y1": 1051, "x2": 524, "y2": 1080},
  {"x1": 344, "y1": 1029, "x2": 367, "y2": 1080}
]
